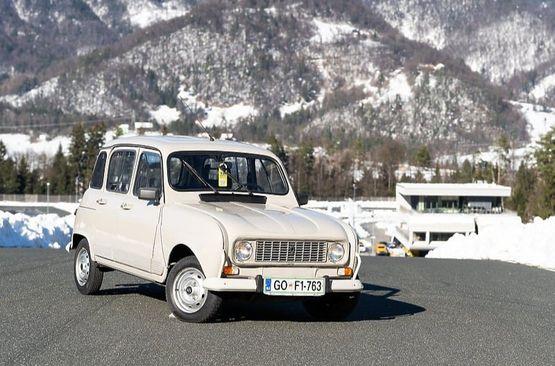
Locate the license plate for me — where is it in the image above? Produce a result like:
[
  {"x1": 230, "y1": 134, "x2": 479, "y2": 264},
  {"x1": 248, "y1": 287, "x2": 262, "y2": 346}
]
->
[{"x1": 263, "y1": 278, "x2": 325, "y2": 296}]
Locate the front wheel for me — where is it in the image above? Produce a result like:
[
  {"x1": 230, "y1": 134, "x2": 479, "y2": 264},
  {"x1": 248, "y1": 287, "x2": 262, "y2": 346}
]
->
[
  {"x1": 303, "y1": 292, "x2": 360, "y2": 321},
  {"x1": 73, "y1": 239, "x2": 103, "y2": 295},
  {"x1": 165, "y1": 256, "x2": 223, "y2": 323}
]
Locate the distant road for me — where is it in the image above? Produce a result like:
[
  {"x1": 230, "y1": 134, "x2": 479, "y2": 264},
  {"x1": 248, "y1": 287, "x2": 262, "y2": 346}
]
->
[{"x1": 0, "y1": 249, "x2": 553, "y2": 365}]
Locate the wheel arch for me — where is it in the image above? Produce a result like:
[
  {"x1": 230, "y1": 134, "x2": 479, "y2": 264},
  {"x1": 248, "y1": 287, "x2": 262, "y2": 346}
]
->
[
  {"x1": 167, "y1": 244, "x2": 195, "y2": 267},
  {"x1": 70, "y1": 233, "x2": 87, "y2": 251},
  {"x1": 165, "y1": 242, "x2": 226, "y2": 281}
]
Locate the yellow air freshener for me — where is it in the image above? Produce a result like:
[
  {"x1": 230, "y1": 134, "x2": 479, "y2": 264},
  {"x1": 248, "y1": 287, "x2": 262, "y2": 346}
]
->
[{"x1": 218, "y1": 167, "x2": 228, "y2": 187}]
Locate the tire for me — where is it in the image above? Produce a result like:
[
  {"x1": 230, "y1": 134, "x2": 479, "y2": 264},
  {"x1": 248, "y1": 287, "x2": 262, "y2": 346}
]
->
[
  {"x1": 73, "y1": 239, "x2": 103, "y2": 295},
  {"x1": 165, "y1": 256, "x2": 223, "y2": 323},
  {"x1": 303, "y1": 292, "x2": 360, "y2": 321}
]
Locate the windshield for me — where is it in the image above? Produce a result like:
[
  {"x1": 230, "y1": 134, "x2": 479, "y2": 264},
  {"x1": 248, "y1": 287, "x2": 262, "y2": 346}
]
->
[{"x1": 168, "y1": 152, "x2": 289, "y2": 195}]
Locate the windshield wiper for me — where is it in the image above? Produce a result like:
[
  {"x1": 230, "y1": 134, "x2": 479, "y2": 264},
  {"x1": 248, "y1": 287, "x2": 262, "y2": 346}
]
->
[
  {"x1": 181, "y1": 160, "x2": 219, "y2": 194},
  {"x1": 218, "y1": 163, "x2": 254, "y2": 195}
]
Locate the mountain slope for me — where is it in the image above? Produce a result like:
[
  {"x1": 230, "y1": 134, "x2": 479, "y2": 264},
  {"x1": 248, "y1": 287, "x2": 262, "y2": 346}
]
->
[
  {"x1": 0, "y1": 0, "x2": 528, "y2": 150},
  {"x1": 0, "y1": 0, "x2": 199, "y2": 93},
  {"x1": 368, "y1": 0, "x2": 555, "y2": 86}
]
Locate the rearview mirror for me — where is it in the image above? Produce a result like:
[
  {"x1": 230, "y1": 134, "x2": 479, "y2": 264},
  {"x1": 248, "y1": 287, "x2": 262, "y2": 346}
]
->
[
  {"x1": 138, "y1": 188, "x2": 160, "y2": 201},
  {"x1": 296, "y1": 191, "x2": 309, "y2": 206}
]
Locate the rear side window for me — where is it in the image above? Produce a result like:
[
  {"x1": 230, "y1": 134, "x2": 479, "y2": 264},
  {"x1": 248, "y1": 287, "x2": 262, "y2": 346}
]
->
[
  {"x1": 133, "y1": 152, "x2": 162, "y2": 196},
  {"x1": 90, "y1": 152, "x2": 107, "y2": 189},
  {"x1": 107, "y1": 150, "x2": 136, "y2": 193}
]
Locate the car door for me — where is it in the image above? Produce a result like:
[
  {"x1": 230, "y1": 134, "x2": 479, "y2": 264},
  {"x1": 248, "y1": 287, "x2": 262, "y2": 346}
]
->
[
  {"x1": 112, "y1": 148, "x2": 163, "y2": 272},
  {"x1": 98, "y1": 148, "x2": 138, "y2": 261},
  {"x1": 81, "y1": 150, "x2": 113, "y2": 259}
]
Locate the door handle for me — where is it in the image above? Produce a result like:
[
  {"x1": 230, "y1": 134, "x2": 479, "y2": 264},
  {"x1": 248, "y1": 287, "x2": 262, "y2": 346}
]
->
[
  {"x1": 120, "y1": 202, "x2": 132, "y2": 210},
  {"x1": 96, "y1": 198, "x2": 107, "y2": 205}
]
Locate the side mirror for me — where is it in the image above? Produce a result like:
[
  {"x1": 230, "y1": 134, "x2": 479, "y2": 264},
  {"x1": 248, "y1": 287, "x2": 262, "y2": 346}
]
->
[
  {"x1": 138, "y1": 188, "x2": 160, "y2": 202},
  {"x1": 296, "y1": 191, "x2": 309, "y2": 206}
]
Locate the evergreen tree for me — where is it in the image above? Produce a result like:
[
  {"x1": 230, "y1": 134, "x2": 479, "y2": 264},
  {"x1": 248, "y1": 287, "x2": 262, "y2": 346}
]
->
[
  {"x1": 432, "y1": 163, "x2": 442, "y2": 183},
  {"x1": 415, "y1": 145, "x2": 432, "y2": 167},
  {"x1": 50, "y1": 145, "x2": 71, "y2": 194},
  {"x1": 0, "y1": 141, "x2": 6, "y2": 192},
  {"x1": 460, "y1": 159, "x2": 473, "y2": 183},
  {"x1": 68, "y1": 123, "x2": 87, "y2": 195},
  {"x1": 511, "y1": 162, "x2": 536, "y2": 220},
  {"x1": 84, "y1": 123, "x2": 106, "y2": 186},
  {"x1": 267, "y1": 135, "x2": 289, "y2": 169},
  {"x1": 16, "y1": 156, "x2": 30, "y2": 194},
  {"x1": 531, "y1": 127, "x2": 555, "y2": 218},
  {"x1": 2, "y1": 159, "x2": 18, "y2": 194}
]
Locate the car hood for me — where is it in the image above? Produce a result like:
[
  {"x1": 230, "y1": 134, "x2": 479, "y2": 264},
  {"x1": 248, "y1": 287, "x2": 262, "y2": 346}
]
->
[{"x1": 177, "y1": 201, "x2": 348, "y2": 243}]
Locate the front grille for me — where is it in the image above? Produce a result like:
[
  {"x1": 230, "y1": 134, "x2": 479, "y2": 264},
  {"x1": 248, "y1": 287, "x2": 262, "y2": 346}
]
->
[{"x1": 255, "y1": 240, "x2": 328, "y2": 263}]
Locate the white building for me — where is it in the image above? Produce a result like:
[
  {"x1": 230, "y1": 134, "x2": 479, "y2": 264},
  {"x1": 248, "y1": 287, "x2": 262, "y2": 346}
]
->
[{"x1": 392, "y1": 183, "x2": 520, "y2": 254}]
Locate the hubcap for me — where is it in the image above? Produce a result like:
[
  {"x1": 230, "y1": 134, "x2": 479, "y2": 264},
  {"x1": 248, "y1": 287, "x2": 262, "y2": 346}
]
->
[
  {"x1": 75, "y1": 248, "x2": 90, "y2": 286},
  {"x1": 172, "y1": 267, "x2": 207, "y2": 314}
]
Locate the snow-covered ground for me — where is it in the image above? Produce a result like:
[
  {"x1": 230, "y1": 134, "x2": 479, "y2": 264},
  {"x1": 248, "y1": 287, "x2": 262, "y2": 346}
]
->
[
  {"x1": 0, "y1": 210, "x2": 73, "y2": 249},
  {"x1": 0, "y1": 133, "x2": 71, "y2": 158},
  {"x1": 427, "y1": 216, "x2": 555, "y2": 271}
]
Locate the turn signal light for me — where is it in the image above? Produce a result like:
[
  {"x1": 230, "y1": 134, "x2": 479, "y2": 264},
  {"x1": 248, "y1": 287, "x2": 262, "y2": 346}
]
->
[
  {"x1": 223, "y1": 265, "x2": 239, "y2": 276},
  {"x1": 338, "y1": 267, "x2": 353, "y2": 277}
]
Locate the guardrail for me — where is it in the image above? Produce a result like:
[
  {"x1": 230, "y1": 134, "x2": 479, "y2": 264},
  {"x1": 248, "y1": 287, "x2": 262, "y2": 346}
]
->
[{"x1": 0, "y1": 194, "x2": 80, "y2": 203}]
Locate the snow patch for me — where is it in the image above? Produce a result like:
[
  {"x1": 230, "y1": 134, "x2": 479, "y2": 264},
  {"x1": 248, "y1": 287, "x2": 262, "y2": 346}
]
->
[
  {"x1": 178, "y1": 88, "x2": 257, "y2": 127},
  {"x1": 427, "y1": 216, "x2": 555, "y2": 271},
  {"x1": 310, "y1": 18, "x2": 358, "y2": 43},
  {"x1": 149, "y1": 105, "x2": 180, "y2": 125},
  {"x1": 126, "y1": 0, "x2": 190, "y2": 28},
  {"x1": 0, "y1": 210, "x2": 73, "y2": 249},
  {"x1": 384, "y1": 71, "x2": 413, "y2": 102},
  {"x1": 279, "y1": 100, "x2": 313, "y2": 117},
  {"x1": 530, "y1": 73, "x2": 555, "y2": 100},
  {"x1": 512, "y1": 102, "x2": 555, "y2": 142}
]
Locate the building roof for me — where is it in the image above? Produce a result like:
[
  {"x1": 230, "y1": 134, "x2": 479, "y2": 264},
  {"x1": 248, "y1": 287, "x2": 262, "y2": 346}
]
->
[
  {"x1": 396, "y1": 183, "x2": 511, "y2": 197},
  {"x1": 103, "y1": 135, "x2": 273, "y2": 157}
]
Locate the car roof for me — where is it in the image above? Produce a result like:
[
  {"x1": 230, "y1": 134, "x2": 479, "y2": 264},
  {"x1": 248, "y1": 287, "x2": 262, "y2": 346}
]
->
[{"x1": 103, "y1": 135, "x2": 273, "y2": 156}]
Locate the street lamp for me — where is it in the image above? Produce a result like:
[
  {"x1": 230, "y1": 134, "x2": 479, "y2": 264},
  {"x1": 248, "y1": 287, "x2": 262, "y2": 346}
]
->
[{"x1": 46, "y1": 182, "x2": 50, "y2": 214}]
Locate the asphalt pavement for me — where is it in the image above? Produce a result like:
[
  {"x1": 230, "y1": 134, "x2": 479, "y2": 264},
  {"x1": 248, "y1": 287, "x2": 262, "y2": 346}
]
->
[{"x1": 0, "y1": 249, "x2": 553, "y2": 365}]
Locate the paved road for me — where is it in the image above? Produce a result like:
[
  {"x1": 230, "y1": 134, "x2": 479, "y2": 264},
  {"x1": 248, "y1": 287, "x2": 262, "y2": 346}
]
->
[{"x1": 0, "y1": 249, "x2": 553, "y2": 365}]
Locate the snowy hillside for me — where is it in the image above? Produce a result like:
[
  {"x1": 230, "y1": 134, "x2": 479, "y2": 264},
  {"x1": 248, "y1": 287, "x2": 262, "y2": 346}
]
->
[
  {"x1": 369, "y1": 0, "x2": 555, "y2": 85},
  {"x1": 0, "y1": 1, "x2": 528, "y2": 149}
]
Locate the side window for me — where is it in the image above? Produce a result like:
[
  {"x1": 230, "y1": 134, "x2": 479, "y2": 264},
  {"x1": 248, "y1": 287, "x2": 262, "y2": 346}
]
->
[
  {"x1": 133, "y1": 152, "x2": 162, "y2": 196},
  {"x1": 107, "y1": 150, "x2": 136, "y2": 193},
  {"x1": 254, "y1": 158, "x2": 287, "y2": 194},
  {"x1": 90, "y1": 152, "x2": 107, "y2": 189}
]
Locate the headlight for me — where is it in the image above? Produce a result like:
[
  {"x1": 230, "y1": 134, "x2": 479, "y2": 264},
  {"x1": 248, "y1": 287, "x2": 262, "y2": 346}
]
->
[
  {"x1": 234, "y1": 241, "x2": 253, "y2": 262},
  {"x1": 328, "y1": 243, "x2": 345, "y2": 263}
]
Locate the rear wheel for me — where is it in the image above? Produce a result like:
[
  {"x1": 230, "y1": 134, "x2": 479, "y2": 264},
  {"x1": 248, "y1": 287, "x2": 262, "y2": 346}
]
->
[
  {"x1": 73, "y1": 239, "x2": 103, "y2": 295},
  {"x1": 303, "y1": 292, "x2": 360, "y2": 321},
  {"x1": 165, "y1": 256, "x2": 223, "y2": 323}
]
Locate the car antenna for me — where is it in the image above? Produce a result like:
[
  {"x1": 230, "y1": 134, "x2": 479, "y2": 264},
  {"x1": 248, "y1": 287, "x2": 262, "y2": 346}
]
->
[{"x1": 177, "y1": 95, "x2": 215, "y2": 141}]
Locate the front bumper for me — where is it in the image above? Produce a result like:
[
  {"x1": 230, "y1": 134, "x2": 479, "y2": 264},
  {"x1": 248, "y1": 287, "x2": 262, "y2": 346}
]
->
[{"x1": 203, "y1": 276, "x2": 363, "y2": 293}]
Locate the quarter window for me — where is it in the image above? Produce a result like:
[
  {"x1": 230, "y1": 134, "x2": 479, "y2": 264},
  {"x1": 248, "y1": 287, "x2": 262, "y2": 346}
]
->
[
  {"x1": 133, "y1": 152, "x2": 162, "y2": 196},
  {"x1": 107, "y1": 150, "x2": 136, "y2": 193},
  {"x1": 90, "y1": 152, "x2": 107, "y2": 189}
]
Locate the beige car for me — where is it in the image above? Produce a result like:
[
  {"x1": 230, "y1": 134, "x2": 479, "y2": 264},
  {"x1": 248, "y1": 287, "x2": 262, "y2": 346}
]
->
[{"x1": 70, "y1": 136, "x2": 362, "y2": 322}]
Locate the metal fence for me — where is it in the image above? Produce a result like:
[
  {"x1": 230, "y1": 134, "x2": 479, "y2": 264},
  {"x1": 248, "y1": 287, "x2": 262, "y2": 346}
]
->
[
  {"x1": 0, "y1": 194, "x2": 80, "y2": 203},
  {"x1": 0, "y1": 194, "x2": 395, "y2": 204},
  {"x1": 309, "y1": 196, "x2": 395, "y2": 202}
]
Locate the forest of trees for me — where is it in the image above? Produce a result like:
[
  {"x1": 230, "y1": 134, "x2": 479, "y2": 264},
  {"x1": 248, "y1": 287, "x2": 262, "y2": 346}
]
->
[
  {"x1": 0, "y1": 125, "x2": 553, "y2": 222},
  {"x1": 0, "y1": 122, "x2": 107, "y2": 196}
]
